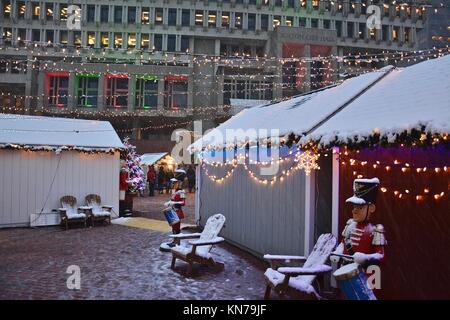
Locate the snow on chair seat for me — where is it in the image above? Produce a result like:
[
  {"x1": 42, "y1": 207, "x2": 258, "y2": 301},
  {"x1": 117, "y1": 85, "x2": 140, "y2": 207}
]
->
[
  {"x1": 85, "y1": 194, "x2": 112, "y2": 227},
  {"x1": 263, "y1": 233, "x2": 337, "y2": 299},
  {"x1": 170, "y1": 214, "x2": 226, "y2": 276},
  {"x1": 58, "y1": 196, "x2": 88, "y2": 230}
]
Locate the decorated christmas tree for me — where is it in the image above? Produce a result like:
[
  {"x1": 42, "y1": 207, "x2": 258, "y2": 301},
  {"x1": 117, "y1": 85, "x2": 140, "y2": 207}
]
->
[{"x1": 122, "y1": 138, "x2": 146, "y2": 193}]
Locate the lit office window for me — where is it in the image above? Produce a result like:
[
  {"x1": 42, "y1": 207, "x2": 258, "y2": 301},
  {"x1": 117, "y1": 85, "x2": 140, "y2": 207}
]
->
[
  {"x1": 222, "y1": 12, "x2": 230, "y2": 28},
  {"x1": 60, "y1": 31, "x2": 68, "y2": 45},
  {"x1": 46, "y1": 3, "x2": 53, "y2": 21},
  {"x1": 3, "y1": 1, "x2": 11, "y2": 18},
  {"x1": 128, "y1": 33, "x2": 136, "y2": 48},
  {"x1": 273, "y1": 16, "x2": 281, "y2": 28},
  {"x1": 195, "y1": 10, "x2": 203, "y2": 26},
  {"x1": 74, "y1": 31, "x2": 82, "y2": 46},
  {"x1": 312, "y1": 0, "x2": 319, "y2": 9},
  {"x1": 300, "y1": 0, "x2": 307, "y2": 9},
  {"x1": 235, "y1": 13, "x2": 242, "y2": 29},
  {"x1": 33, "y1": 3, "x2": 40, "y2": 19},
  {"x1": 142, "y1": 7, "x2": 150, "y2": 24},
  {"x1": 101, "y1": 33, "x2": 109, "y2": 47},
  {"x1": 208, "y1": 11, "x2": 217, "y2": 27},
  {"x1": 286, "y1": 17, "x2": 293, "y2": 27},
  {"x1": 114, "y1": 33, "x2": 123, "y2": 48},
  {"x1": 87, "y1": 32, "x2": 96, "y2": 46},
  {"x1": 155, "y1": 8, "x2": 163, "y2": 24},
  {"x1": 141, "y1": 34, "x2": 150, "y2": 49},
  {"x1": 18, "y1": 2, "x2": 26, "y2": 18},
  {"x1": 60, "y1": 5, "x2": 68, "y2": 21}
]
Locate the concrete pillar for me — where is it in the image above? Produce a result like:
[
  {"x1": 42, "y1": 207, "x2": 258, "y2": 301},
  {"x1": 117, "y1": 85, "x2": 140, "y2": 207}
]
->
[
  {"x1": 68, "y1": 72, "x2": 76, "y2": 109},
  {"x1": 158, "y1": 79, "x2": 165, "y2": 110},
  {"x1": 127, "y1": 75, "x2": 136, "y2": 111},
  {"x1": 97, "y1": 75, "x2": 105, "y2": 110}
]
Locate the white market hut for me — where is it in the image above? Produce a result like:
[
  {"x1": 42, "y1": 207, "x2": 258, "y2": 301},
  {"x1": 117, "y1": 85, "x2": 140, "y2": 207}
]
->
[
  {"x1": 190, "y1": 54, "x2": 450, "y2": 267},
  {"x1": 0, "y1": 114, "x2": 124, "y2": 228}
]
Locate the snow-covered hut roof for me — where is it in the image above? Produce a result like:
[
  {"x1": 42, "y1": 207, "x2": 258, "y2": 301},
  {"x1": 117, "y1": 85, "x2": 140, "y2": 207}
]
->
[
  {"x1": 189, "y1": 66, "x2": 393, "y2": 151},
  {"x1": 303, "y1": 54, "x2": 450, "y2": 147},
  {"x1": 0, "y1": 114, "x2": 124, "y2": 152},
  {"x1": 139, "y1": 152, "x2": 169, "y2": 166}
]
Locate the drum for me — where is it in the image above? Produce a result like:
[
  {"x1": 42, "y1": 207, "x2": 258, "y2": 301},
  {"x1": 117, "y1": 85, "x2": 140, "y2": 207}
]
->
[
  {"x1": 163, "y1": 207, "x2": 180, "y2": 226},
  {"x1": 333, "y1": 263, "x2": 377, "y2": 300}
]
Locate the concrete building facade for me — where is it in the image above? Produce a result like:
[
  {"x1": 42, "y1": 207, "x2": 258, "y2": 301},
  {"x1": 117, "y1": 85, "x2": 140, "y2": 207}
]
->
[{"x1": 0, "y1": 0, "x2": 428, "y2": 147}]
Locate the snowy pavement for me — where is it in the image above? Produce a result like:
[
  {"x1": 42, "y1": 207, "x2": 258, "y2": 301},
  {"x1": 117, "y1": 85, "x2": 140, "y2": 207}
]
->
[{"x1": 0, "y1": 224, "x2": 267, "y2": 300}]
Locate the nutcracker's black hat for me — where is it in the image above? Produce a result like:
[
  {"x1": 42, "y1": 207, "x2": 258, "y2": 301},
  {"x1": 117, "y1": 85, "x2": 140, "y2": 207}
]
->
[
  {"x1": 346, "y1": 178, "x2": 380, "y2": 205},
  {"x1": 174, "y1": 169, "x2": 186, "y2": 182}
]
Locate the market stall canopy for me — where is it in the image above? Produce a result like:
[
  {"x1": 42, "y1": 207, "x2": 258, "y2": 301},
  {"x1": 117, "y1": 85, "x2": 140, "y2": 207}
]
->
[
  {"x1": 139, "y1": 152, "x2": 170, "y2": 166},
  {"x1": 0, "y1": 114, "x2": 124, "y2": 152}
]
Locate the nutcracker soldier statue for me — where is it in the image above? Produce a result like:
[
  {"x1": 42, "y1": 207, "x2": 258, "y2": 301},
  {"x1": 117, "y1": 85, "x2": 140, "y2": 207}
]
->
[
  {"x1": 330, "y1": 178, "x2": 387, "y2": 300},
  {"x1": 119, "y1": 161, "x2": 130, "y2": 216},
  {"x1": 160, "y1": 169, "x2": 187, "y2": 252}
]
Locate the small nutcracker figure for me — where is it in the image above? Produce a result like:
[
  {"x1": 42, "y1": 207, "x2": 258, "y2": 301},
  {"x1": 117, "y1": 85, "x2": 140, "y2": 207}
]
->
[
  {"x1": 164, "y1": 169, "x2": 187, "y2": 248},
  {"x1": 331, "y1": 178, "x2": 387, "y2": 272}
]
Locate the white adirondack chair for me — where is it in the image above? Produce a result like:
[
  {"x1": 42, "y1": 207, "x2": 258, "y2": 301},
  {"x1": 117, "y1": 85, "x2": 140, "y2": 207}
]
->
[
  {"x1": 58, "y1": 196, "x2": 87, "y2": 230},
  {"x1": 263, "y1": 233, "x2": 337, "y2": 299},
  {"x1": 170, "y1": 214, "x2": 226, "y2": 276}
]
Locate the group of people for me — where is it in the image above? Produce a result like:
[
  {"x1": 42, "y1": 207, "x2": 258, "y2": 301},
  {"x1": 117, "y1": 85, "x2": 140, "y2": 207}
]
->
[{"x1": 145, "y1": 164, "x2": 196, "y2": 197}]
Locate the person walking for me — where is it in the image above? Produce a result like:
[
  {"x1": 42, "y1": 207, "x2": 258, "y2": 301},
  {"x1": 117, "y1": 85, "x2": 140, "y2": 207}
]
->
[
  {"x1": 187, "y1": 165, "x2": 196, "y2": 193},
  {"x1": 147, "y1": 165, "x2": 156, "y2": 197}
]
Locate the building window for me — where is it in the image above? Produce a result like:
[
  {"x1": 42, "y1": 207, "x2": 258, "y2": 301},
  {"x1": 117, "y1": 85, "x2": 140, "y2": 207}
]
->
[
  {"x1": 382, "y1": 25, "x2": 388, "y2": 41},
  {"x1": 384, "y1": 4, "x2": 390, "y2": 17},
  {"x1": 47, "y1": 73, "x2": 69, "y2": 107},
  {"x1": 142, "y1": 7, "x2": 150, "y2": 24},
  {"x1": 181, "y1": 36, "x2": 189, "y2": 52},
  {"x1": 273, "y1": 16, "x2": 281, "y2": 28},
  {"x1": 141, "y1": 34, "x2": 150, "y2": 49},
  {"x1": 100, "y1": 6, "x2": 109, "y2": 23},
  {"x1": 114, "y1": 6, "x2": 122, "y2": 23},
  {"x1": 369, "y1": 28, "x2": 376, "y2": 40},
  {"x1": 392, "y1": 26, "x2": 399, "y2": 41},
  {"x1": 32, "y1": 3, "x2": 40, "y2": 20},
  {"x1": 3, "y1": 1, "x2": 11, "y2": 18},
  {"x1": 167, "y1": 35, "x2": 176, "y2": 52},
  {"x1": 18, "y1": 2, "x2": 26, "y2": 19},
  {"x1": 114, "y1": 33, "x2": 123, "y2": 48},
  {"x1": 182, "y1": 9, "x2": 190, "y2": 26},
  {"x1": 87, "y1": 5, "x2": 95, "y2": 22},
  {"x1": 311, "y1": 19, "x2": 318, "y2": 28},
  {"x1": 248, "y1": 14, "x2": 256, "y2": 31},
  {"x1": 208, "y1": 11, "x2": 217, "y2": 28},
  {"x1": 168, "y1": 8, "x2": 177, "y2": 26},
  {"x1": 275, "y1": 0, "x2": 282, "y2": 7},
  {"x1": 46, "y1": 30, "x2": 54, "y2": 44},
  {"x1": 195, "y1": 10, "x2": 203, "y2": 26},
  {"x1": 106, "y1": 75, "x2": 128, "y2": 108},
  {"x1": 60, "y1": 5, "x2": 68, "y2": 21},
  {"x1": 300, "y1": 0, "x2": 307, "y2": 9},
  {"x1": 299, "y1": 17, "x2": 306, "y2": 27},
  {"x1": 60, "y1": 31, "x2": 68, "y2": 45},
  {"x1": 155, "y1": 8, "x2": 163, "y2": 25},
  {"x1": 359, "y1": 23, "x2": 365, "y2": 39},
  {"x1": 336, "y1": 20, "x2": 342, "y2": 37},
  {"x1": 74, "y1": 31, "x2": 81, "y2": 46},
  {"x1": 154, "y1": 34, "x2": 162, "y2": 51},
  {"x1": 222, "y1": 12, "x2": 230, "y2": 28},
  {"x1": 87, "y1": 32, "x2": 96, "y2": 47},
  {"x1": 235, "y1": 13, "x2": 242, "y2": 29},
  {"x1": 76, "y1": 74, "x2": 99, "y2": 107},
  {"x1": 2, "y1": 28, "x2": 12, "y2": 44},
  {"x1": 261, "y1": 14, "x2": 268, "y2": 31},
  {"x1": 347, "y1": 22, "x2": 354, "y2": 38},
  {"x1": 32, "y1": 30, "x2": 40, "y2": 42},
  {"x1": 249, "y1": 0, "x2": 257, "y2": 4},
  {"x1": 323, "y1": 20, "x2": 330, "y2": 30},
  {"x1": 101, "y1": 32, "x2": 109, "y2": 48},
  {"x1": 404, "y1": 28, "x2": 410, "y2": 43},
  {"x1": 128, "y1": 33, "x2": 136, "y2": 48},
  {"x1": 165, "y1": 76, "x2": 188, "y2": 109},
  {"x1": 45, "y1": 3, "x2": 53, "y2": 21},
  {"x1": 128, "y1": 7, "x2": 136, "y2": 24},
  {"x1": 285, "y1": 17, "x2": 293, "y2": 27},
  {"x1": 135, "y1": 78, "x2": 158, "y2": 109}
]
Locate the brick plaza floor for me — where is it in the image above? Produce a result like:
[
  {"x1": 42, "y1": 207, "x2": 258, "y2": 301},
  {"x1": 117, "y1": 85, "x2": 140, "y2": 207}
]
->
[{"x1": 0, "y1": 223, "x2": 267, "y2": 300}]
